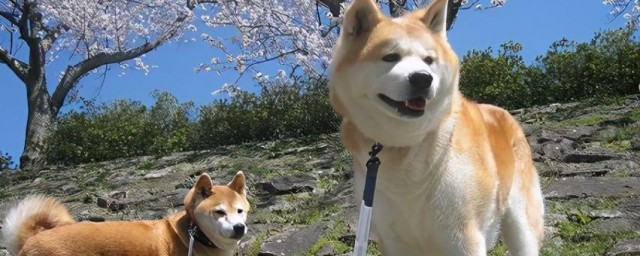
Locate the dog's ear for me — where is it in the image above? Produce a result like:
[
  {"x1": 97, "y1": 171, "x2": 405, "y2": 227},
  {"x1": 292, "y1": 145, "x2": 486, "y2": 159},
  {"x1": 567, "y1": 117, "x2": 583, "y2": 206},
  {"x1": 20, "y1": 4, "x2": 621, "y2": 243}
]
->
[
  {"x1": 413, "y1": 0, "x2": 448, "y2": 37},
  {"x1": 343, "y1": 0, "x2": 382, "y2": 37},
  {"x1": 227, "y1": 171, "x2": 246, "y2": 197},
  {"x1": 184, "y1": 173, "x2": 214, "y2": 208}
]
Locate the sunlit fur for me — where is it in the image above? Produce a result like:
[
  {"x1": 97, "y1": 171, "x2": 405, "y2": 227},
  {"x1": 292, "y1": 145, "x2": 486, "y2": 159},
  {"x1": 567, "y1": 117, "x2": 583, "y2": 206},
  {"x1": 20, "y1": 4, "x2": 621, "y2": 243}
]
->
[
  {"x1": 329, "y1": 0, "x2": 544, "y2": 255},
  {"x1": 1, "y1": 172, "x2": 250, "y2": 256}
]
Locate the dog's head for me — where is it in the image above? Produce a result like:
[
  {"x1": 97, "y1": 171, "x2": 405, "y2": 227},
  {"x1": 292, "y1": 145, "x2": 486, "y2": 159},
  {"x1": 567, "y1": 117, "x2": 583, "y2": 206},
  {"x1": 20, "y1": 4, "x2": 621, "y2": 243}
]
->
[
  {"x1": 329, "y1": 0, "x2": 460, "y2": 146},
  {"x1": 184, "y1": 172, "x2": 250, "y2": 250}
]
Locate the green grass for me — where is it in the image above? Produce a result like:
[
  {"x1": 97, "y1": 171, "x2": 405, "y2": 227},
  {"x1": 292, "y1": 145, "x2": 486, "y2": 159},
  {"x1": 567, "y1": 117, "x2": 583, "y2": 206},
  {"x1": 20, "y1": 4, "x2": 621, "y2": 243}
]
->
[
  {"x1": 562, "y1": 114, "x2": 610, "y2": 126},
  {"x1": 541, "y1": 228, "x2": 640, "y2": 256},
  {"x1": 279, "y1": 194, "x2": 341, "y2": 225},
  {"x1": 243, "y1": 231, "x2": 269, "y2": 256},
  {"x1": 625, "y1": 108, "x2": 640, "y2": 121},
  {"x1": 136, "y1": 158, "x2": 155, "y2": 170},
  {"x1": 307, "y1": 222, "x2": 352, "y2": 255},
  {"x1": 489, "y1": 240, "x2": 508, "y2": 256},
  {"x1": 0, "y1": 188, "x2": 10, "y2": 199},
  {"x1": 599, "y1": 122, "x2": 639, "y2": 153},
  {"x1": 541, "y1": 195, "x2": 639, "y2": 256}
]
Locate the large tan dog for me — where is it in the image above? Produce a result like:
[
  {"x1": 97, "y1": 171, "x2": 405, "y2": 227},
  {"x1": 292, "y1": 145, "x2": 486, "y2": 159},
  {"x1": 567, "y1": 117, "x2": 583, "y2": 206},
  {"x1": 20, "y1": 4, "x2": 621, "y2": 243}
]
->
[
  {"x1": 1, "y1": 172, "x2": 249, "y2": 256},
  {"x1": 329, "y1": 0, "x2": 544, "y2": 255}
]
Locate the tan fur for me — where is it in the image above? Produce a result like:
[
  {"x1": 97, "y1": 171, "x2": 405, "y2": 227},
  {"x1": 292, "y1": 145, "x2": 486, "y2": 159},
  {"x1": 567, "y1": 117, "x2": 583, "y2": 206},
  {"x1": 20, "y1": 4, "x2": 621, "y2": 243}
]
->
[
  {"x1": 330, "y1": 0, "x2": 544, "y2": 254},
  {"x1": 1, "y1": 172, "x2": 249, "y2": 256}
]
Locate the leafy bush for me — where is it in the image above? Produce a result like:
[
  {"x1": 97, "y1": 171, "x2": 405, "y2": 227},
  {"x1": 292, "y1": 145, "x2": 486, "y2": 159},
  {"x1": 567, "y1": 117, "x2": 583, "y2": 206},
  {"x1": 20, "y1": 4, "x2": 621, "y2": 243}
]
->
[
  {"x1": 460, "y1": 28, "x2": 640, "y2": 109},
  {"x1": 0, "y1": 150, "x2": 14, "y2": 169},
  {"x1": 48, "y1": 81, "x2": 339, "y2": 164},
  {"x1": 48, "y1": 91, "x2": 194, "y2": 164},
  {"x1": 192, "y1": 78, "x2": 339, "y2": 149}
]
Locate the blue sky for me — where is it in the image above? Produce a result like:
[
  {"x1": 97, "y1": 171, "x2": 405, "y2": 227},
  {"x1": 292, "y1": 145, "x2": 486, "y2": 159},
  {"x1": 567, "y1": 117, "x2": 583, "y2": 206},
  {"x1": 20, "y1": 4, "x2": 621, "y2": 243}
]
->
[{"x1": 0, "y1": 0, "x2": 631, "y2": 165}]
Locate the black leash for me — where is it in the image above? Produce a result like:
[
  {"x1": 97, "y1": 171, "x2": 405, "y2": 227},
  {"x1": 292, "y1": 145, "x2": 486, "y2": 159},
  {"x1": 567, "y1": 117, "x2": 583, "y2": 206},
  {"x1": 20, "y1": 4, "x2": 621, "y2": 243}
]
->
[{"x1": 363, "y1": 143, "x2": 383, "y2": 207}]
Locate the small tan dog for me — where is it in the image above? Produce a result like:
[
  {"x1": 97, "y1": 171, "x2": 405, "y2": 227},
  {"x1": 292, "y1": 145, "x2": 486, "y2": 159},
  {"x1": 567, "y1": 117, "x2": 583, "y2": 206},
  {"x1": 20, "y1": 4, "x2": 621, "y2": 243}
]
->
[
  {"x1": 329, "y1": 0, "x2": 544, "y2": 254},
  {"x1": 1, "y1": 172, "x2": 249, "y2": 256}
]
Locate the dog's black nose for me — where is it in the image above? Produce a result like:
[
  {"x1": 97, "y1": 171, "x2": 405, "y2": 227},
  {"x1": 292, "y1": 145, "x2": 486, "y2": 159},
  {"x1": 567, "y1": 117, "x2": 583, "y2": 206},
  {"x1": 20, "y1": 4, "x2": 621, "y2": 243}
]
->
[
  {"x1": 408, "y1": 72, "x2": 433, "y2": 90},
  {"x1": 233, "y1": 224, "x2": 246, "y2": 236}
]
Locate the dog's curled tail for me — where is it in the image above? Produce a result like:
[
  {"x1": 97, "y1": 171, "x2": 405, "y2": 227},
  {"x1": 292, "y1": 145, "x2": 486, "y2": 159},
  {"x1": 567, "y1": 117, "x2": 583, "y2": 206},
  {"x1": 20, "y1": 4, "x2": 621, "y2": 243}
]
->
[{"x1": 1, "y1": 195, "x2": 76, "y2": 255}]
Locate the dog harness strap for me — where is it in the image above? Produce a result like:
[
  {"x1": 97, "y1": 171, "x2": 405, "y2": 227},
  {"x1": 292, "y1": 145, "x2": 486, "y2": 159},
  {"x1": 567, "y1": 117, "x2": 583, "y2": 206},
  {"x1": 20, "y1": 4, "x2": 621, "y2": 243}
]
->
[
  {"x1": 188, "y1": 221, "x2": 218, "y2": 249},
  {"x1": 363, "y1": 143, "x2": 383, "y2": 207}
]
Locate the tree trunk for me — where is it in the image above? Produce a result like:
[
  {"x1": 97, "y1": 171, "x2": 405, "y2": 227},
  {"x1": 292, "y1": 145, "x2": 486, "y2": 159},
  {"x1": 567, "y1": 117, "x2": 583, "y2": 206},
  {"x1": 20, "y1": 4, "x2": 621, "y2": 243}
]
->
[
  {"x1": 20, "y1": 78, "x2": 54, "y2": 170},
  {"x1": 20, "y1": 42, "x2": 54, "y2": 170}
]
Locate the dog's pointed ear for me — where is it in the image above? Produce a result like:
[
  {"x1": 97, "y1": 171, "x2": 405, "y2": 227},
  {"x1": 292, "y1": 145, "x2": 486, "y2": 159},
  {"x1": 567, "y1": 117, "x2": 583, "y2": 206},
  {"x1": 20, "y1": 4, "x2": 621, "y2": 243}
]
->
[
  {"x1": 343, "y1": 0, "x2": 382, "y2": 37},
  {"x1": 194, "y1": 173, "x2": 214, "y2": 197},
  {"x1": 227, "y1": 171, "x2": 246, "y2": 196},
  {"x1": 415, "y1": 0, "x2": 448, "y2": 37},
  {"x1": 184, "y1": 173, "x2": 214, "y2": 208}
]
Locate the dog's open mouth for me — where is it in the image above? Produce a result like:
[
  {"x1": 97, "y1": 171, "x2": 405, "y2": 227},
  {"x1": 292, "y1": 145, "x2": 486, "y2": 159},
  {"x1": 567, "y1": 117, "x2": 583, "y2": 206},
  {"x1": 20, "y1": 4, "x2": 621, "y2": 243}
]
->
[{"x1": 378, "y1": 94, "x2": 426, "y2": 118}]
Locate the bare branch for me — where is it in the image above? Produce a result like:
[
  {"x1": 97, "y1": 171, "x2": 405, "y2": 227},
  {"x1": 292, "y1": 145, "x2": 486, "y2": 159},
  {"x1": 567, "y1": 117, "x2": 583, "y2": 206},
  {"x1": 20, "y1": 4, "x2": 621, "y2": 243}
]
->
[
  {"x1": 389, "y1": 0, "x2": 407, "y2": 18},
  {"x1": 231, "y1": 49, "x2": 301, "y2": 86},
  {"x1": 0, "y1": 47, "x2": 29, "y2": 83},
  {"x1": 0, "y1": 10, "x2": 19, "y2": 26},
  {"x1": 187, "y1": 0, "x2": 220, "y2": 9},
  {"x1": 609, "y1": 0, "x2": 632, "y2": 21},
  {"x1": 17, "y1": 2, "x2": 32, "y2": 42},
  {"x1": 50, "y1": 13, "x2": 190, "y2": 115},
  {"x1": 317, "y1": 0, "x2": 344, "y2": 18},
  {"x1": 459, "y1": 0, "x2": 480, "y2": 9},
  {"x1": 41, "y1": 25, "x2": 63, "y2": 52}
]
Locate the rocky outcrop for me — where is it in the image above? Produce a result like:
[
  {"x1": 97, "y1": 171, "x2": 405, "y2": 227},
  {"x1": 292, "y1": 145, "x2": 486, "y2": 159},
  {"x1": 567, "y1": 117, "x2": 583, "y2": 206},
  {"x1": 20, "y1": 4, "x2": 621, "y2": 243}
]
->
[{"x1": 0, "y1": 95, "x2": 639, "y2": 255}]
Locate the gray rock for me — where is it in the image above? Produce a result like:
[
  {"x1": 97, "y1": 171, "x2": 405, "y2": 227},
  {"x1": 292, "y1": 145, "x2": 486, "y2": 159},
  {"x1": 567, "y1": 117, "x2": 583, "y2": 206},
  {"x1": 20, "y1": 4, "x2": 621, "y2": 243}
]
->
[
  {"x1": 544, "y1": 213, "x2": 568, "y2": 226},
  {"x1": 97, "y1": 197, "x2": 126, "y2": 211},
  {"x1": 260, "y1": 222, "x2": 328, "y2": 256},
  {"x1": 593, "y1": 218, "x2": 640, "y2": 234},
  {"x1": 109, "y1": 190, "x2": 127, "y2": 200},
  {"x1": 255, "y1": 174, "x2": 316, "y2": 195},
  {"x1": 307, "y1": 159, "x2": 333, "y2": 170},
  {"x1": 544, "y1": 177, "x2": 640, "y2": 199},
  {"x1": 0, "y1": 249, "x2": 9, "y2": 256},
  {"x1": 542, "y1": 139, "x2": 575, "y2": 161},
  {"x1": 143, "y1": 167, "x2": 173, "y2": 180},
  {"x1": 560, "y1": 126, "x2": 598, "y2": 141},
  {"x1": 166, "y1": 189, "x2": 189, "y2": 207},
  {"x1": 562, "y1": 150, "x2": 616, "y2": 163},
  {"x1": 632, "y1": 139, "x2": 640, "y2": 151},
  {"x1": 538, "y1": 130, "x2": 564, "y2": 143},
  {"x1": 608, "y1": 239, "x2": 640, "y2": 256},
  {"x1": 588, "y1": 209, "x2": 624, "y2": 219}
]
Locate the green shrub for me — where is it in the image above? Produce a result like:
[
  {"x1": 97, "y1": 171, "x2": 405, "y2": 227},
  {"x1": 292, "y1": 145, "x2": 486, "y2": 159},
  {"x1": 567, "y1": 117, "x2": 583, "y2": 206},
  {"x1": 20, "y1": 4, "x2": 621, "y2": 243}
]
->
[
  {"x1": 48, "y1": 91, "x2": 195, "y2": 165},
  {"x1": 539, "y1": 29, "x2": 639, "y2": 102},
  {"x1": 460, "y1": 28, "x2": 640, "y2": 109},
  {"x1": 192, "y1": 78, "x2": 339, "y2": 150},
  {"x1": 0, "y1": 150, "x2": 13, "y2": 169},
  {"x1": 48, "y1": 80, "x2": 340, "y2": 165}
]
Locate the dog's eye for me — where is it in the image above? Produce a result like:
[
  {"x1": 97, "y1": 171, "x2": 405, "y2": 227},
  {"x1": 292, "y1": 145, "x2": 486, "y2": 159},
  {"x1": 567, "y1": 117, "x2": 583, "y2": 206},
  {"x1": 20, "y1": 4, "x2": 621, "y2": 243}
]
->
[
  {"x1": 237, "y1": 209, "x2": 243, "y2": 214},
  {"x1": 214, "y1": 210, "x2": 226, "y2": 216},
  {"x1": 382, "y1": 53, "x2": 401, "y2": 62},
  {"x1": 424, "y1": 56, "x2": 434, "y2": 65}
]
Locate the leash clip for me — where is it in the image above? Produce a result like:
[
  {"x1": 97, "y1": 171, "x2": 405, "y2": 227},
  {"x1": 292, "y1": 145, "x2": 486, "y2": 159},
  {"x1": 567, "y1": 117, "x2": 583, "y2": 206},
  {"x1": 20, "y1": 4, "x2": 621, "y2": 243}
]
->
[{"x1": 187, "y1": 222, "x2": 196, "y2": 256}]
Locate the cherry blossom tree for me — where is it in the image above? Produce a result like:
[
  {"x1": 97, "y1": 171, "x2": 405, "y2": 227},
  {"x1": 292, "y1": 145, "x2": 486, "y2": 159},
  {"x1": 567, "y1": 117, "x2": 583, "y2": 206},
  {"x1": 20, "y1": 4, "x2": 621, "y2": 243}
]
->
[
  {"x1": 197, "y1": 0, "x2": 507, "y2": 96},
  {"x1": 1, "y1": 0, "x2": 505, "y2": 169},
  {"x1": 0, "y1": 0, "x2": 197, "y2": 169}
]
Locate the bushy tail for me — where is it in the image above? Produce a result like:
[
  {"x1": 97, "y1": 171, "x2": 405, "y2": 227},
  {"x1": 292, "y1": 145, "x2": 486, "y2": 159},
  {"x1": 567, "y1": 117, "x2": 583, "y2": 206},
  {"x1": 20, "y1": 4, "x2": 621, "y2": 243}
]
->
[{"x1": 1, "y1": 195, "x2": 75, "y2": 255}]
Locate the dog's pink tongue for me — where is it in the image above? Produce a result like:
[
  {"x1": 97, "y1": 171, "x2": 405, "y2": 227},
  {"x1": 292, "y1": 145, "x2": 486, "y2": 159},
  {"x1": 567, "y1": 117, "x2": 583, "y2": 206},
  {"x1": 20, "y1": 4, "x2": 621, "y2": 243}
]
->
[{"x1": 405, "y1": 98, "x2": 426, "y2": 110}]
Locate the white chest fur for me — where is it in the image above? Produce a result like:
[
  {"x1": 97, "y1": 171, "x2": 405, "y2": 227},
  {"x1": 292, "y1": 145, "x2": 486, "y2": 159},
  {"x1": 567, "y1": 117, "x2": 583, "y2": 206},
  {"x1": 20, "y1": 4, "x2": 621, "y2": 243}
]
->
[{"x1": 351, "y1": 141, "x2": 500, "y2": 255}]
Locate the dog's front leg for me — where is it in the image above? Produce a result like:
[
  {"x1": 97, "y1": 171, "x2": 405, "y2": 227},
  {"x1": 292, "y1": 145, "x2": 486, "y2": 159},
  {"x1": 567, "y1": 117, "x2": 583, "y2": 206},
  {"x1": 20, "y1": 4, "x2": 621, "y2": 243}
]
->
[{"x1": 445, "y1": 228, "x2": 488, "y2": 256}]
